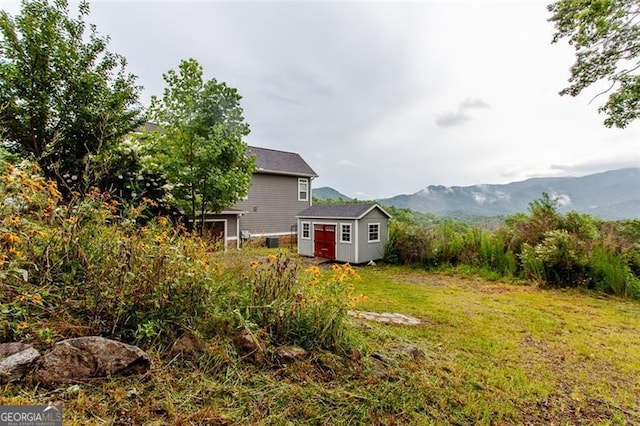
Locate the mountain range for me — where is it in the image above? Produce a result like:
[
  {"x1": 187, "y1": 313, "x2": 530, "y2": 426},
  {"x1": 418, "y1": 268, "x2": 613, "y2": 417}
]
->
[{"x1": 313, "y1": 168, "x2": 640, "y2": 220}]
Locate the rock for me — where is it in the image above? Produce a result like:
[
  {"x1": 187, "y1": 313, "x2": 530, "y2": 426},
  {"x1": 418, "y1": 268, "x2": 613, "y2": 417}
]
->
[
  {"x1": 0, "y1": 342, "x2": 40, "y2": 384},
  {"x1": 169, "y1": 331, "x2": 205, "y2": 358},
  {"x1": 369, "y1": 356, "x2": 390, "y2": 379},
  {"x1": 232, "y1": 329, "x2": 266, "y2": 364},
  {"x1": 348, "y1": 310, "x2": 421, "y2": 326},
  {"x1": 275, "y1": 346, "x2": 308, "y2": 362},
  {"x1": 34, "y1": 336, "x2": 150, "y2": 386},
  {"x1": 390, "y1": 343, "x2": 425, "y2": 361}
]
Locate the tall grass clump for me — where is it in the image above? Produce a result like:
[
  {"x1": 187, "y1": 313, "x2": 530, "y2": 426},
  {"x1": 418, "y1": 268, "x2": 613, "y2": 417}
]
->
[{"x1": 245, "y1": 252, "x2": 362, "y2": 351}]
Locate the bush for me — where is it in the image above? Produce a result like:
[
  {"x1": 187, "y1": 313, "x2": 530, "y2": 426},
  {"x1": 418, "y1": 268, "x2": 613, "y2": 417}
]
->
[
  {"x1": 245, "y1": 252, "x2": 361, "y2": 351},
  {"x1": 0, "y1": 162, "x2": 225, "y2": 347}
]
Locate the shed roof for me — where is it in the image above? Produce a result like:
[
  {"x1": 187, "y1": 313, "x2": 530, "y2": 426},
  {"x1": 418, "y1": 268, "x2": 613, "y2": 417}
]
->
[
  {"x1": 248, "y1": 146, "x2": 318, "y2": 178},
  {"x1": 297, "y1": 203, "x2": 391, "y2": 220}
]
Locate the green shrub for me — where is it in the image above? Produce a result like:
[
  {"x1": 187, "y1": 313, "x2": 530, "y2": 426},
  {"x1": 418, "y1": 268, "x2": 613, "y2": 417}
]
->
[
  {"x1": 245, "y1": 252, "x2": 361, "y2": 351},
  {"x1": 0, "y1": 162, "x2": 226, "y2": 347},
  {"x1": 589, "y1": 246, "x2": 640, "y2": 298}
]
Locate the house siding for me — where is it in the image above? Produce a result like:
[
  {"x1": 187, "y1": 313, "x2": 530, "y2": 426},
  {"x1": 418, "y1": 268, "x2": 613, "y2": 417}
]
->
[
  {"x1": 357, "y1": 209, "x2": 388, "y2": 263},
  {"x1": 236, "y1": 173, "x2": 311, "y2": 236}
]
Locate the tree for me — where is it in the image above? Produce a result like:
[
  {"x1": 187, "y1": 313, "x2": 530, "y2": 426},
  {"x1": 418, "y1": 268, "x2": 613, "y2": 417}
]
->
[
  {"x1": 146, "y1": 59, "x2": 255, "y2": 233},
  {"x1": 0, "y1": 0, "x2": 143, "y2": 194},
  {"x1": 548, "y1": 0, "x2": 640, "y2": 128}
]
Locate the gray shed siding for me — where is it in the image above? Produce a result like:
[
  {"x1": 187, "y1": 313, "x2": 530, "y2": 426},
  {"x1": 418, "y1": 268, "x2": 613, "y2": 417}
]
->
[
  {"x1": 337, "y1": 220, "x2": 358, "y2": 263},
  {"x1": 356, "y1": 209, "x2": 388, "y2": 263},
  {"x1": 235, "y1": 173, "x2": 311, "y2": 236},
  {"x1": 297, "y1": 207, "x2": 388, "y2": 264},
  {"x1": 297, "y1": 219, "x2": 314, "y2": 257}
]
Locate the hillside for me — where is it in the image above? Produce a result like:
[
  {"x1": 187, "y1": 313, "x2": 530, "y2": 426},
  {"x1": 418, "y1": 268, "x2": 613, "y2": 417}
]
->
[
  {"x1": 379, "y1": 168, "x2": 640, "y2": 220},
  {"x1": 313, "y1": 186, "x2": 352, "y2": 201}
]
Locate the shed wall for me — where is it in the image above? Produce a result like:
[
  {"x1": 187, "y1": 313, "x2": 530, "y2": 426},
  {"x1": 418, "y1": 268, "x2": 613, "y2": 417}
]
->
[{"x1": 357, "y1": 209, "x2": 388, "y2": 263}]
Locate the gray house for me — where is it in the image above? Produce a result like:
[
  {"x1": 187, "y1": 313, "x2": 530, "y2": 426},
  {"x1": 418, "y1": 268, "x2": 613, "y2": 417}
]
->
[
  {"x1": 296, "y1": 203, "x2": 391, "y2": 264},
  {"x1": 204, "y1": 146, "x2": 317, "y2": 248}
]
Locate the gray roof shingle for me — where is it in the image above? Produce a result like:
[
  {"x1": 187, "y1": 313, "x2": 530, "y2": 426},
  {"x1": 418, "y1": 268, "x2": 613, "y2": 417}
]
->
[
  {"x1": 297, "y1": 203, "x2": 391, "y2": 219},
  {"x1": 248, "y1": 146, "x2": 317, "y2": 177}
]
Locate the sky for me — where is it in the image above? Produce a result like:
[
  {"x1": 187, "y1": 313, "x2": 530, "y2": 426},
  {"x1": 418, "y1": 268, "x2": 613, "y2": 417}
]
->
[{"x1": 2, "y1": 0, "x2": 639, "y2": 199}]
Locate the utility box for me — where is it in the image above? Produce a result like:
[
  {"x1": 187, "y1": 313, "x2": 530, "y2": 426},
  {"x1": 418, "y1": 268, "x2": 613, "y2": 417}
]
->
[{"x1": 266, "y1": 237, "x2": 279, "y2": 248}]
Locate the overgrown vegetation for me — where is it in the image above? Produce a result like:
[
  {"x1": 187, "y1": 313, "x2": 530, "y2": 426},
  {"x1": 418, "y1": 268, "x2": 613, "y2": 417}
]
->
[
  {"x1": 385, "y1": 193, "x2": 640, "y2": 299},
  {"x1": 0, "y1": 162, "x2": 355, "y2": 351}
]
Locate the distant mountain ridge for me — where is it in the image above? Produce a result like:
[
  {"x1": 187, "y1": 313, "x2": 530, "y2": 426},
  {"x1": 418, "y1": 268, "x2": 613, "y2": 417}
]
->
[
  {"x1": 317, "y1": 168, "x2": 640, "y2": 220},
  {"x1": 313, "y1": 187, "x2": 352, "y2": 201}
]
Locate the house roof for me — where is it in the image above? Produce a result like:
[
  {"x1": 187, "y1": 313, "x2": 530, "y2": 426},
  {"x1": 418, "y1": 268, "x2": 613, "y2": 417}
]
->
[
  {"x1": 248, "y1": 146, "x2": 318, "y2": 178},
  {"x1": 297, "y1": 203, "x2": 391, "y2": 219}
]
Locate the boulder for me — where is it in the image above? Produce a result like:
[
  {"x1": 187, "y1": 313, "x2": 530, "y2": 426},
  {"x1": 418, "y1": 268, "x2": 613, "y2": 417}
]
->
[
  {"x1": 390, "y1": 343, "x2": 425, "y2": 361},
  {"x1": 0, "y1": 342, "x2": 40, "y2": 384},
  {"x1": 34, "y1": 336, "x2": 150, "y2": 386},
  {"x1": 169, "y1": 331, "x2": 205, "y2": 358},
  {"x1": 275, "y1": 346, "x2": 308, "y2": 362},
  {"x1": 232, "y1": 329, "x2": 266, "y2": 364}
]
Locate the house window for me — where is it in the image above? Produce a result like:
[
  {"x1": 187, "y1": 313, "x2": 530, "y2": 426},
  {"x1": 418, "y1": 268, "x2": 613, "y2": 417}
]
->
[
  {"x1": 340, "y1": 223, "x2": 352, "y2": 243},
  {"x1": 298, "y1": 178, "x2": 309, "y2": 201},
  {"x1": 301, "y1": 222, "x2": 310, "y2": 239},
  {"x1": 368, "y1": 223, "x2": 380, "y2": 242}
]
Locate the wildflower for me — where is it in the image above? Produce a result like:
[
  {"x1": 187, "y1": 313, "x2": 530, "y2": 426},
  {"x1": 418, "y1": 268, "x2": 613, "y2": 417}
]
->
[
  {"x1": 8, "y1": 216, "x2": 21, "y2": 226},
  {"x1": 2, "y1": 232, "x2": 21, "y2": 246},
  {"x1": 32, "y1": 294, "x2": 43, "y2": 305},
  {"x1": 157, "y1": 216, "x2": 169, "y2": 227},
  {"x1": 267, "y1": 254, "x2": 277, "y2": 261},
  {"x1": 142, "y1": 197, "x2": 158, "y2": 208},
  {"x1": 17, "y1": 321, "x2": 29, "y2": 330},
  {"x1": 66, "y1": 216, "x2": 79, "y2": 224},
  {"x1": 250, "y1": 260, "x2": 260, "y2": 269}
]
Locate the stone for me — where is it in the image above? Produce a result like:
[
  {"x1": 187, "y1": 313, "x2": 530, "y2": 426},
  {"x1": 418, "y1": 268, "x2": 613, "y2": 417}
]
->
[
  {"x1": 34, "y1": 336, "x2": 150, "y2": 387},
  {"x1": 390, "y1": 343, "x2": 425, "y2": 361},
  {"x1": 348, "y1": 310, "x2": 421, "y2": 326},
  {"x1": 232, "y1": 329, "x2": 266, "y2": 364},
  {"x1": 169, "y1": 331, "x2": 205, "y2": 358},
  {"x1": 0, "y1": 342, "x2": 40, "y2": 384},
  {"x1": 275, "y1": 346, "x2": 308, "y2": 362}
]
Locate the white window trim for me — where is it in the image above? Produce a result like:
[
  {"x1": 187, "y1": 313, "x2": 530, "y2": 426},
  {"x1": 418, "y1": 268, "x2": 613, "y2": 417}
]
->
[
  {"x1": 368, "y1": 223, "x2": 380, "y2": 243},
  {"x1": 298, "y1": 178, "x2": 309, "y2": 201},
  {"x1": 340, "y1": 223, "x2": 352, "y2": 244},
  {"x1": 301, "y1": 221, "x2": 311, "y2": 239}
]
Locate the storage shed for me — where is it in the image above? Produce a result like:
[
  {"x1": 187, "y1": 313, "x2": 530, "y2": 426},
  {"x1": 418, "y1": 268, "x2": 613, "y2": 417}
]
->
[{"x1": 296, "y1": 203, "x2": 391, "y2": 264}]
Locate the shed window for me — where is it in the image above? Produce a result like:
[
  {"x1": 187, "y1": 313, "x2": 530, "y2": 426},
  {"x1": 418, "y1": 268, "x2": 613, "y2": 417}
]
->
[
  {"x1": 340, "y1": 224, "x2": 352, "y2": 243},
  {"x1": 298, "y1": 179, "x2": 309, "y2": 201},
  {"x1": 301, "y1": 222, "x2": 310, "y2": 239},
  {"x1": 368, "y1": 223, "x2": 380, "y2": 242}
]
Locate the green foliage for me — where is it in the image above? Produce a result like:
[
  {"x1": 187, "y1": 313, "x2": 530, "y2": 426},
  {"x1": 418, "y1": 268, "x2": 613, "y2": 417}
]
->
[
  {"x1": 245, "y1": 253, "x2": 361, "y2": 351},
  {"x1": 386, "y1": 193, "x2": 640, "y2": 299},
  {"x1": 1, "y1": 162, "x2": 358, "y2": 351},
  {"x1": 0, "y1": 0, "x2": 143, "y2": 195},
  {"x1": 146, "y1": 59, "x2": 255, "y2": 231},
  {"x1": 0, "y1": 162, "x2": 223, "y2": 346},
  {"x1": 548, "y1": 0, "x2": 640, "y2": 127}
]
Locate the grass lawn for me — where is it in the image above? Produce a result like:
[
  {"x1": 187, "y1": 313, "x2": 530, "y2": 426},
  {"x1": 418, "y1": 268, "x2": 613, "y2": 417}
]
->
[{"x1": 2, "y1": 254, "x2": 639, "y2": 425}]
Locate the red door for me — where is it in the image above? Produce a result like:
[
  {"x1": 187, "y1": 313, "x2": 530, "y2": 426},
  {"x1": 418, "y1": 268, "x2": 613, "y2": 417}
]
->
[{"x1": 314, "y1": 224, "x2": 336, "y2": 259}]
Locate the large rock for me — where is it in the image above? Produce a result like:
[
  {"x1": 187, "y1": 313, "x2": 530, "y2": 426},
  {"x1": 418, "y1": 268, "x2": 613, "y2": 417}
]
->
[
  {"x1": 232, "y1": 329, "x2": 266, "y2": 364},
  {"x1": 34, "y1": 336, "x2": 150, "y2": 386},
  {"x1": 0, "y1": 342, "x2": 40, "y2": 384}
]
